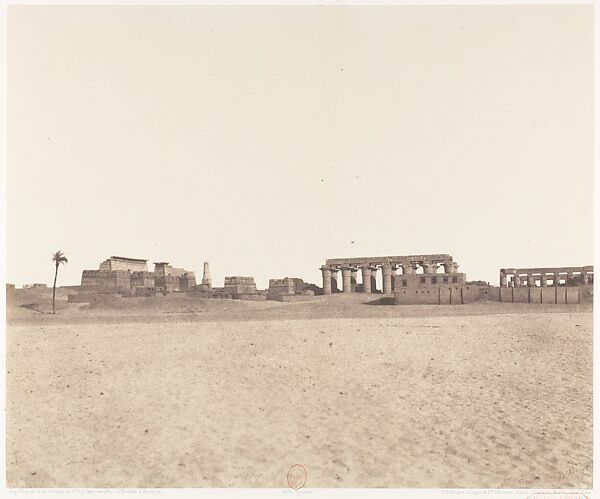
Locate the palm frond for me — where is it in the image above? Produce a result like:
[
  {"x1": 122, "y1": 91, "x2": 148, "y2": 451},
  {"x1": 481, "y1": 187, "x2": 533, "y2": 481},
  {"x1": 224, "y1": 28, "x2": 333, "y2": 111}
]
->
[{"x1": 52, "y1": 251, "x2": 68, "y2": 265}]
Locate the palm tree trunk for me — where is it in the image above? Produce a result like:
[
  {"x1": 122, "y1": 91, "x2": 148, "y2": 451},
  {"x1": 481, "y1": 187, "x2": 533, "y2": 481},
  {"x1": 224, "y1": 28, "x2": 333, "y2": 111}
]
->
[{"x1": 52, "y1": 264, "x2": 58, "y2": 314}]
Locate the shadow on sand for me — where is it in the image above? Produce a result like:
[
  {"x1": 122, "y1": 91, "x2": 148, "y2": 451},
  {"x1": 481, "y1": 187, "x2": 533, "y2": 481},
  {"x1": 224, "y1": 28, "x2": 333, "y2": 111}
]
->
[
  {"x1": 20, "y1": 303, "x2": 49, "y2": 314},
  {"x1": 364, "y1": 297, "x2": 395, "y2": 306}
]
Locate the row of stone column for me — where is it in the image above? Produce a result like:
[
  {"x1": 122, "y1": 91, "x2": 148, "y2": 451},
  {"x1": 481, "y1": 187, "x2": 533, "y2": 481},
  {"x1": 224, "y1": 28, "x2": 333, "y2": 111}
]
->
[
  {"x1": 321, "y1": 261, "x2": 459, "y2": 295},
  {"x1": 500, "y1": 272, "x2": 591, "y2": 287}
]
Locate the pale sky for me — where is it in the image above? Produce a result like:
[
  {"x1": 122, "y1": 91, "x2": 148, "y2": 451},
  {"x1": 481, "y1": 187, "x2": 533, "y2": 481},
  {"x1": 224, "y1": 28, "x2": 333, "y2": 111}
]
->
[{"x1": 7, "y1": 5, "x2": 593, "y2": 289}]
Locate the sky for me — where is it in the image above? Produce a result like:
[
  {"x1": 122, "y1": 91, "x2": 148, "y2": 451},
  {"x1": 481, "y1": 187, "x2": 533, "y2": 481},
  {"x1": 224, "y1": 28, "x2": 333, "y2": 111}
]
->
[{"x1": 6, "y1": 5, "x2": 593, "y2": 289}]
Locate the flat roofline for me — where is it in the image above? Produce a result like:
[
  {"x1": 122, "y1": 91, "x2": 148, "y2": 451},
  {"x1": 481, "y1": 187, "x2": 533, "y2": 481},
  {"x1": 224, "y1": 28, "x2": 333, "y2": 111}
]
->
[
  {"x1": 110, "y1": 256, "x2": 148, "y2": 263},
  {"x1": 326, "y1": 254, "x2": 452, "y2": 265},
  {"x1": 501, "y1": 266, "x2": 593, "y2": 274}
]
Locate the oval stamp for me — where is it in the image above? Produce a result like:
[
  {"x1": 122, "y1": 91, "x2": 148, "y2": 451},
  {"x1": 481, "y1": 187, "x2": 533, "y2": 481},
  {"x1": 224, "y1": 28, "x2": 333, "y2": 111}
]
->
[{"x1": 287, "y1": 464, "x2": 307, "y2": 490}]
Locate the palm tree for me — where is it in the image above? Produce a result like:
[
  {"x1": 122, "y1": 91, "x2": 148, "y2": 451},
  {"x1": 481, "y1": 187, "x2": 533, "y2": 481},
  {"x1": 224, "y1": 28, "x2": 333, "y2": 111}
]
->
[{"x1": 51, "y1": 251, "x2": 68, "y2": 314}]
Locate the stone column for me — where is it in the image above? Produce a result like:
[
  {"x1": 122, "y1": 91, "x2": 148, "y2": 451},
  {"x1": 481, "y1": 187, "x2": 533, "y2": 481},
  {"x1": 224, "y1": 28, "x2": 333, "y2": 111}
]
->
[
  {"x1": 527, "y1": 274, "x2": 535, "y2": 287},
  {"x1": 540, "y1": 273, "x2": 547, "y2": 287},
  {"x1": 422, "y1": 262, "x2": 435, "y2": 274},
  {"x1": 371, "y1": 267, "x2": 378, "y2": 293},
  {"x1": 382, "y1": 264, "x2": 393, "y2": 294},
  {"x1": 321, "y1": 267, "x2": 332, "y2": 295},
  {"x1": 567, "y1": 273, "x2": 573, "y2": 286},
  {"x1": 391, "y1": 265, "x2": 400, "y2": 291},
  {"x1": 330, "y1": 268, "x2": 339, "y2": 292},
  {"x1": 554, "y1": 273, "x2": 560, "y2": 286},
  {"x1": 341, "y1": 267, "x2": 352, "y2": 294},
  {"x1": 514, "y1": 274, "x2": 522, "y2": 287},
  {"x1": 443, "y1": 262, "x2": 454, "y2": 273},
  {"x1": 361, "y1": 266, "x2": 372, "y2": 293},
  {"x1": 582, "y1": 272, "x2": 589, "y2": 285},
  {"x1": 400, "y1": 263, "x2": 414, "y2": 275},
  {"x1": 500, "y1": 272, "x2": 508, "y2": 287},
  {"x1": 350, "y1": 268, "x2": 358, "y2": 292}
]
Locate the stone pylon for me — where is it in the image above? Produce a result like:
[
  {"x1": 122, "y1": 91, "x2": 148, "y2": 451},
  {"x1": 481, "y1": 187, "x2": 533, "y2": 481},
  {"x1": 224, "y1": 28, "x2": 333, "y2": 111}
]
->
[{"x1": 202, "y1": 261, "x2": 212, "y2": 289}]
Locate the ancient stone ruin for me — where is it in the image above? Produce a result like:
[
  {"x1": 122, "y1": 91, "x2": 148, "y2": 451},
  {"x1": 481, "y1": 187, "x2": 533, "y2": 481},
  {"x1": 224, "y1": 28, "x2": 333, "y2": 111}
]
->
[
  {"x1": 22, "y1": 283, "x2": 47, "y2": 289},
  {"x1": 222, "y1": 276, "x2": 259, "y2": 299},
  {"x1": 73, "y1": 256, "x2": 196, "y2": 302},
  {"x1": 492, "y1": 266, "x2": 594, "y2": 304},
  {"x1": 201, "y1": 262, "x2": 212, "y2": 289},
  {"x1": 60, "y1": 253, "x2": 594, "y2": 307},
  {"x1": 499, "y1": 266, "x2": 593, "y2": 287},
  {"x1": 267, "y1": 277, "x2": 315, "y2": 301},
  {"x1": 322, "y1": 254, "x2": 594, "y2": 305},
  {"x1": 320, "y1": 254, "x2": 460, "y2": 295}
]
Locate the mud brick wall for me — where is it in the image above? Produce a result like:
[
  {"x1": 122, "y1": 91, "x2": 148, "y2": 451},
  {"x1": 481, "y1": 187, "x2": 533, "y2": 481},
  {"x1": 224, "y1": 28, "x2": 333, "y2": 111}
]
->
[
  {"x1": 487, "y1": 285, "x2": 582, "y2": 304},
  {"x1": 180, "y1": 273, "x2": 197, "y2": 289},
  {"x1": 155, "y1": 275, "x2": 181, "y2": 293},
  {"x1": 81, "y1": 270, "x2": 132, "y2": 291},
  {"x1": 395, "y1": 284, "x2": 489, "y2": 305},
  {"x1": 130, "y1": 272, "x2": 155, "y2": 289}
]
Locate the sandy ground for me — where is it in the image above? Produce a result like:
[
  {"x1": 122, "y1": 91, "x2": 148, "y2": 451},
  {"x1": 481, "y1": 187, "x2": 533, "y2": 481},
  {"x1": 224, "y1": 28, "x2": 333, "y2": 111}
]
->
[{"x1": 5, "y1": 289, "x2": 593, "y2": 488}]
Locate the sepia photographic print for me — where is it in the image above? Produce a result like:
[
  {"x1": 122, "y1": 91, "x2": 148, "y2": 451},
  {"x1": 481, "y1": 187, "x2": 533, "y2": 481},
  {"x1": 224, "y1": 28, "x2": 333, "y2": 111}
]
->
[{"x1": 3, "y1": 2, "x2": 595, "y2": 498}]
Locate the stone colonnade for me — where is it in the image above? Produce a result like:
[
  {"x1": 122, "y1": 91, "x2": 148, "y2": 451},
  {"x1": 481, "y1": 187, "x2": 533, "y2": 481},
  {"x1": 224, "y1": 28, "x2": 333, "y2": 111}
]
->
[
  {"x1": 321, "y1": 256, "x2": 459, "y2": 295},
  {"x1": 500, "y1": 266, "x2": 594, "y2": 288}
]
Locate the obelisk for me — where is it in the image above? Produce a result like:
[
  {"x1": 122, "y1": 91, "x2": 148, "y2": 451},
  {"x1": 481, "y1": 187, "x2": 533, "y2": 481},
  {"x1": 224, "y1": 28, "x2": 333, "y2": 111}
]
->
[{"x1": 202, "y1": 261, "x2": 212, "y2": 289}]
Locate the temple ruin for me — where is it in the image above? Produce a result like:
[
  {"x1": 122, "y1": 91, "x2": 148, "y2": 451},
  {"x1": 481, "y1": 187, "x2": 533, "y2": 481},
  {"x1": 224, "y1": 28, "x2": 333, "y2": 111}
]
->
[
  {"x1": 499, "y1": 266, "x2": 594, "y2": 287},
  {"x1": 79, "y1": 256, "x2": 196, "y2": 296},
  {"x1": 322, "y1": 255, "x2": 593, "y2": 305},
  {"x1": 267, "y1": 277, "x2": 316, "y2": 301},
  {"x1": 320, "y1": 254, "x2": 461, "y2": 295}
]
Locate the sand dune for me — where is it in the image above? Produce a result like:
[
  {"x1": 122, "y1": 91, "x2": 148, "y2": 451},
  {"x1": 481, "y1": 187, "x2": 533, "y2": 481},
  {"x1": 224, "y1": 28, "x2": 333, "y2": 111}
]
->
[{"x1": 5, "y1": 290, "x2": 592, "y2": 488}]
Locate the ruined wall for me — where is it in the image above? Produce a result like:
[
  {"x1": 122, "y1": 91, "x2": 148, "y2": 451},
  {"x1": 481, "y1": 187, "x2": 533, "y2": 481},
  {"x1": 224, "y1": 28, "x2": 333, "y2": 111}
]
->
[
  {"x1": 487, "y1": 286, "x2": 583, "y2": 304},
  {"x1": 395, "y1": 288, "x2": 440, "y2": 305},
  {"x1": 160, "y1": 265, "x2": 189, "y2": 278},
  {"x1": 81, "y1": 270, "x2": 132, "y2": 292},
  {"x1": 394, "y1": 284, "x2": 489, "y2": 305},
  {"x1": 395, "y1": 273, "x2": 466, "y2": 289},
  {"x1": 130, "y1": 272, "x2": 155, "y2": 289},
  {"x1": 224, "y1": 276, "x2": 257, "y2": 297},
  {"x1": 267, "y1": 278, "x2": 307, "y2": 301},
  {"x1": 155, "y1": 275, "x2": 181, "y2": 293},
  {"x1": 579, "y1": 284, "x2": 593, "y2": 303},
  {"x1": 179, "y1": 273, "x2": 197, "y2": 290}
]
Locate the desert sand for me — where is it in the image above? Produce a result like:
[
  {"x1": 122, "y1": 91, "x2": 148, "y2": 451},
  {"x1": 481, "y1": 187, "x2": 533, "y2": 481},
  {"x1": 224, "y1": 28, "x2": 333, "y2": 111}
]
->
[{"x1": 5, "y1": 288, "x2": 593, "y2": 488}]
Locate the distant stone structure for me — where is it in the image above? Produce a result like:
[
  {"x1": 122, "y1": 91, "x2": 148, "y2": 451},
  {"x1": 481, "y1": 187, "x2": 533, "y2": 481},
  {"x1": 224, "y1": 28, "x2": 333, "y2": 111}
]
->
[
  {"x1": 154, "y1": 262, "x2": 196, "y2": 293},
  {"x1": 77, "y1": 256, "x2": 196, "y2": 298},
  {"x1": 82, "y1": 256, "x2": 149, "y2": 293},
  {"x1": 267, "y1": 277, "x2": 315, "y2": 301},
  {"x1": 321, "y1": 254, "x2": 460, "y2": 295},
  {"x1": 22, "y1": 283, "x2": 47, "y2": 289},
  {"x1": 490, "y1": 265, "x2": 594, "y2": 304},
  {"x1": 499, "y1": 266, "x2": 594, "y2": 287},
  {"x1": 202, "y1": 262, "x2": 212, "y2": 289},
  {"x1": 99, "y1": 256, "x2": 148, "y2": 273},
  {"x1": 223, "y1": 276, "x2": 257, "y2": 298},
  {"x1": 392, "y1": 261, "x2": 594, "y2": 305}
]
